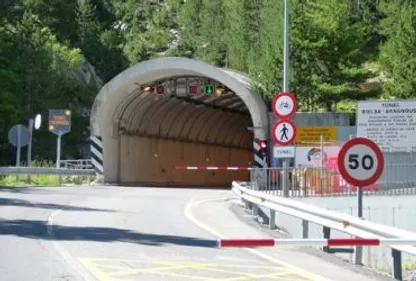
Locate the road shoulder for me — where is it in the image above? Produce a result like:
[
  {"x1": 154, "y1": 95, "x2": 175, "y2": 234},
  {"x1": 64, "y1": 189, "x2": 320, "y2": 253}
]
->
[{"x1": 187, "y1": 193, "x2": 396, "y2": 281}]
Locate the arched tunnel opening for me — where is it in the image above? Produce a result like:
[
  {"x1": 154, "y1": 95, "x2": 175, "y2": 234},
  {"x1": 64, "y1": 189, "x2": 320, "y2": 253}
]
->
[{"x1": 90, "y1": 57, "x2": 269, "y2": 188}]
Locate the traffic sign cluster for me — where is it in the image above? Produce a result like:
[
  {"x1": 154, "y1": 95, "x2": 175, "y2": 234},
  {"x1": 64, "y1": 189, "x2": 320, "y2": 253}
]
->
[
  {"x1": 144, "y1": 83, "x2": 226, "y2": 97},
  {"x1": 271, "y1": 92, "x2": 298, "y2": 146}
]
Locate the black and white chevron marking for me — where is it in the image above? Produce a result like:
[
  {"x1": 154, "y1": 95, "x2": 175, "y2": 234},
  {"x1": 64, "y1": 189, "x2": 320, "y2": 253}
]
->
[
  {"x1": 90, "y1": 136, "x2": 103, "y2": 174},
  {"x1": 253, "y1": 139, "x2": 268, "y2": 168}
]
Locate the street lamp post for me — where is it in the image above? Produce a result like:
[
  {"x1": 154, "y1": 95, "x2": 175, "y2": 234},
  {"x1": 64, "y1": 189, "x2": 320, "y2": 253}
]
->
[
  {"x1": 282, "y1": 0, "x2": 290, "y2": 197},
  {"x1": 283, "y1": 0, "x2": 289, "y2": 93}
]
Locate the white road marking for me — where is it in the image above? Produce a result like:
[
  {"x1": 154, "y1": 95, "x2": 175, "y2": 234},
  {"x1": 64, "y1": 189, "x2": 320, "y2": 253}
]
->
[
  {"x1": 184, "y1": 196, "x2": 333, "y2": 281},
  {"x1": 47, "y1": 209, "x2": 97, "y2": 281}
]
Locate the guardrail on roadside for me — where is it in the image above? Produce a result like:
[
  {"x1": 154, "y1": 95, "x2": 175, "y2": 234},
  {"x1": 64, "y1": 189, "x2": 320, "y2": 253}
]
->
[
  {"x1": 232, "y1": 181, "x2": 416, "y2": 281},
  {"x1": 0, "y1": 167, "x2": 96, "y2": 176}
]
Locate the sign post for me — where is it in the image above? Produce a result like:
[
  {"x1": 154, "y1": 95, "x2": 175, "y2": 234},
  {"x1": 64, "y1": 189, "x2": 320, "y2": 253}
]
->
[
  {"x1": 48, "y1": 109, "x2": 72, "y2": 170},
  {"x1": 26, "y1": 113, "x2": 42, "y2": 183},
  {"x1": 8, "y1": 125, "x2": 30, "y2": 166},
  {"x1": 271, "y1": 92, "x2": 298, "y2": 197},
  {"x1": 338, "y1": 137, "x2": 384, "y2": 215},
  {"x1": 338, "y1": 137, "x2": 384, "y2": 265},
  {"x1": 8, "y1": 124, "x2": 30, "y2": 180},
  {"x1": 272, "y1": 92, "x2": 298, "y2": 119}
]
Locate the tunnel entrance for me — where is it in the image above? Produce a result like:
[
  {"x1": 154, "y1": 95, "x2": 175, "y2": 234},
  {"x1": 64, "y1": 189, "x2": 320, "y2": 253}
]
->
[{"x1": 90, "y1": 57, "x2": 269, "y2": 187}]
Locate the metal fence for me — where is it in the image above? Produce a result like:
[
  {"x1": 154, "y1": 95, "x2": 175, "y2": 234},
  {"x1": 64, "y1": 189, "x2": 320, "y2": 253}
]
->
[
  {"x1": 250, "y1": 163, "x2": 416, "y2": 197},
  {"x1": 59, "y1": 159, "x2": 93, "y2": 170}
]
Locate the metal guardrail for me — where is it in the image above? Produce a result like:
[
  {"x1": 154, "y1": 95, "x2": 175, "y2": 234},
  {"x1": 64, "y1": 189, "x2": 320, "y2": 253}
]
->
[
  {"x1": 232, "y1": 181, "x2": 416, "y2": 280},
  {"x1": 0, "y1": 167, "x2": 96, "y2": 176}
]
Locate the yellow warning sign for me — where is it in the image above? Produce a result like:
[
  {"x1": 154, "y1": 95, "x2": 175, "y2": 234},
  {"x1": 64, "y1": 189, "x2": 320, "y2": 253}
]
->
[{"x1": 295, "y1": 126, "x2": 337, "y2": 146}]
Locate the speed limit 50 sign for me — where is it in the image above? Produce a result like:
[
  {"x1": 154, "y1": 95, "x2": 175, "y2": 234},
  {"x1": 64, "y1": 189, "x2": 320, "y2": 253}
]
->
[{"x1": 337, "y1": 137, "x2": 384, "y2": 187}]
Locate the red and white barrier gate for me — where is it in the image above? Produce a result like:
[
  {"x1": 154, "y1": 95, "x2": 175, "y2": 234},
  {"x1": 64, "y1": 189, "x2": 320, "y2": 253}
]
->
[
  {"x1": 217, "y1": 238, "x2": 416, "y2": 248},
  {"x1": 176, "y1": 166, "x2": 254, "y2": 171}
]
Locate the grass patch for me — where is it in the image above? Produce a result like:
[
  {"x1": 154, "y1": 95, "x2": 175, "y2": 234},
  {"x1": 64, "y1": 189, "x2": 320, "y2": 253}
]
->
[
  {"x1": 0, "y1": 159, "x2": 98, "y2": 187},
  {"x1": 368, "y1": 259, "x2": 416, "y2": 275}
]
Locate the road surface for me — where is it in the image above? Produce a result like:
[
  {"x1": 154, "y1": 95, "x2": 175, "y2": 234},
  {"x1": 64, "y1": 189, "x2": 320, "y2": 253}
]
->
[{"x1": 0, "y1": 185, "x2": 396, "y2": 281}]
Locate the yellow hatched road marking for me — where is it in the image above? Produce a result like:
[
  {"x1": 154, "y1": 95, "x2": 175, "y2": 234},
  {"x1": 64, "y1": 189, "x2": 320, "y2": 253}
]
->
[
  {"x1": 108, "y1": 262, "x2": 211, "y2": 277},
  {"x1": 79, "y1": 258, "x2": 315, "y2": 281},
  {"x1": 204, "y1": 271, "x2": 301, "y2": 281},
  {"x1": 80, "y1": 258, "x2": 114, "y2": 281}
]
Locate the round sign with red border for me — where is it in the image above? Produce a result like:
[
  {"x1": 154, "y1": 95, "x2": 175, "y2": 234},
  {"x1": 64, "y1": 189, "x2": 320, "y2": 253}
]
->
[
  {"x1": 337, "y1": 137, "x2": 384, "y2": 187},
  {"x1": 271, "y1": 119, "x2": 297, "y2": 146},
  {"x1": 272, "y1": 92, "x2": 298, "y2": 119}
]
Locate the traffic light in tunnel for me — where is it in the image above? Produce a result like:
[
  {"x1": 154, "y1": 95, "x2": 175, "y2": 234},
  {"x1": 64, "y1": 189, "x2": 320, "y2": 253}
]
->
[
  {"x1": 188, "y1": 85, "x2": 198, "y2": 96},
  {"x1": 155, "y1": 85, "x2": 164, "y2": 96},
  {"x1": 215, "y1": 86, "x2": 226, "y2": 96},
  {"x1": 143, "y1": 86, "x2": 154, "y2": 92},
  {"x1": 204, "y1": 84, "x2": 214, "y2": 95}
]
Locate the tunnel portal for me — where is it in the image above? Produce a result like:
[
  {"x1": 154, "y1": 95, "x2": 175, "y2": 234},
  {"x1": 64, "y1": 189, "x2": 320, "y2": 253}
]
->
[{"x1": 90, "y1": 57, "x2": 269, "y2": 187}]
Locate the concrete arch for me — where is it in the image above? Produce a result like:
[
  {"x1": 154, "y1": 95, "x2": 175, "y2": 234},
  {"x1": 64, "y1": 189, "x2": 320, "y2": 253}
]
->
[{"x1": 90, "y1": 57, "x2": 269, "y2": 185}]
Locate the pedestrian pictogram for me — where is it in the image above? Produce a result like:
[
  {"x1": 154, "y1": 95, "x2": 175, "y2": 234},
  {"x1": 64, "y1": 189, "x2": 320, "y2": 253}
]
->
[
  {"x1": 272, "y1": 92, "x2": 298, "y2": 119},
  {"x1": 338, "y1": 137, "x2": 384, "y2": 187},
  {"x1": 271, "y1": 120, "x2": 297, "y2": 146},
  {"x1": 280, "y1": 124, "x2": 289, "y2": 140}
]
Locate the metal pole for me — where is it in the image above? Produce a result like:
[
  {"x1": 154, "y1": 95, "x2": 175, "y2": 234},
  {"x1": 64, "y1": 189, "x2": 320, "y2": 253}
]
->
[
  {"x1": 283, "y1": 0, "x2": 289, "y2": 92},
  {"x1": 56, "y1": 132, "x2": 62, "y2": 185},
  {"x1": 355, "y1": 186, "x2": 364, "y2": 265},
  {"x1": 27, "y1": 119, "x2": 33, "y2": 166},
  {"x1": 56, "y1": 132, "x2": 62, "y2": 169},
  {"x1": 357, "y1": 187, "x2": 363, "y2": 217},
  {"x1": 16, "y1": 126, "x2": 21, "y2": 167},
  {"x1": 282, "y1": 159, "x2": 289, "y2": 197},
  {"x1": 16, "y1": 126, "x2": 21, "y2": 181},
  {"x1": 27, "y1": 119, "x2": 33, "y2": 183},
  {"x1": 282, "y1": 0, "x2": 290, "y2": 197}
]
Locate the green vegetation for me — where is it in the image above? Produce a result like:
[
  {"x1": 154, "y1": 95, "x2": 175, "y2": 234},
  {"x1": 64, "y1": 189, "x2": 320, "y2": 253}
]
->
[
  {"x1": 1, "y1": 0, "x2": 416, "y2": 165},
  {"x1": 0, "y1": 160, "x2": 96, "y2": 187}
]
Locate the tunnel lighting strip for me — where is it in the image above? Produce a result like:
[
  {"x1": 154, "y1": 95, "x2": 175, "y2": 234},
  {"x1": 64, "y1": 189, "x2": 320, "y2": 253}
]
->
[
  {"x1": 217, "y1": 238, "x2": 416, "y2": 247},
  {"x1": 175, "y1": 166, "x2": 254, "y2": 171}
]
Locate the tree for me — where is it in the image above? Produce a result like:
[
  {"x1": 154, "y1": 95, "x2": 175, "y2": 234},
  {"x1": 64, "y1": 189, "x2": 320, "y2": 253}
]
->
[
  {"x1": 196, "y1": 0, "x2": 227, "y2": 66},
  {"x1": 290, "y1": 0, "x2": 377, "y2": 111},
  {"x1": 175, "y1": 0, "x2": 203, "y2": 58},
  {"x1": 249, "y1": 0, "x2": 284, "y2": 101},
  {"x1": 378, "y1": 1, "x2": 416, "y2": 99}
]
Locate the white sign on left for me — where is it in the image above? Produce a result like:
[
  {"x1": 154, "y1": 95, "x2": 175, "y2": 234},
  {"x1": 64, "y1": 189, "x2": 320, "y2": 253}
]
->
[{"x1": 273, "y1": 146, "x2": 295, "y2": 158}]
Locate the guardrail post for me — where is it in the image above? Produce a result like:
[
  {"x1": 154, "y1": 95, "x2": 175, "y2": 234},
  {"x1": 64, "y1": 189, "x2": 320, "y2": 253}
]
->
[
  {"x1": 354, "y1": 244, "x2": 363, "y2": 265},
  {"x1": 269, "y1": 210, "x2": 276, "y2": 229},
  {"x1": 302, "y1": 220, "x2": 309, "y2": 239},
  {"x1": 322, "y1": 226, "x2": 330, "y2": 253},
  {"x1": 392, "y1": 249, "x2": 402, "y2": 280},
  {"x1": 252, "y1": 204, "x2": 259, "y2": 217}
]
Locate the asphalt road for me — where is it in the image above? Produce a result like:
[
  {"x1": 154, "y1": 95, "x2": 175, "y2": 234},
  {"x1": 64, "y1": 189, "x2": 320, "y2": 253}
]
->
[{"x1": 0, "y1": 185, "x2": 397, "y2": 281}]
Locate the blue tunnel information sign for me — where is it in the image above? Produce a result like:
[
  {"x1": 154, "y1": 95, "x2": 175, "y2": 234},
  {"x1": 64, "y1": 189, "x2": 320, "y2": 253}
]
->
[{"x1": 49, "y1": 109, "x2": 71, "y2": 135}]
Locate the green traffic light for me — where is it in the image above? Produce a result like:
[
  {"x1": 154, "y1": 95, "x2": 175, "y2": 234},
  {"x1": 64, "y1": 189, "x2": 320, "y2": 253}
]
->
[{"x1": 204, "y1": 85, "x2": 214, "y2": 95}]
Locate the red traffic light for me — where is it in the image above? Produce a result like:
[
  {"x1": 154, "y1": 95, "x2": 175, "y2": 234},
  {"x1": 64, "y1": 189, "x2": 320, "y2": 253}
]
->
[
  {"x1": 156, "y1": 85, "x2": 164, "y2": 96},
  {"x1": 260, "y1": 141, "x2": 267, "y2": 149},
  {"x1": 188, "y1": 85, "x2": 198, "y2": 96}
]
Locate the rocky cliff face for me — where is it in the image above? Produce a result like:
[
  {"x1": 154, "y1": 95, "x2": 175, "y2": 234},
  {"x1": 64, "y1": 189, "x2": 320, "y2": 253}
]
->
[{"x1": 69, "y1": 61, "x2": 104, "y2": 91}]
